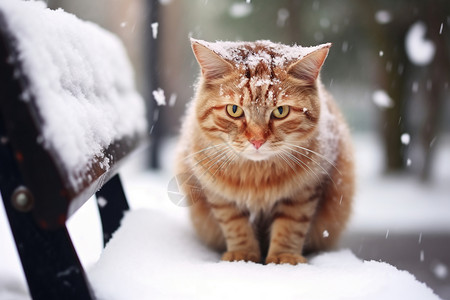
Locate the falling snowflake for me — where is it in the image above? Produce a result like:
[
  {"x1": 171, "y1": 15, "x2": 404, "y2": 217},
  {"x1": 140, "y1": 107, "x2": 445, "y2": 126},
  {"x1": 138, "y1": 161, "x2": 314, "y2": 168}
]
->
[
  {"x1": 405, "y1": 21, "x2": 436, "y2": 66},
  {"x1": 372, "y1": 90, "x2": 394, "y2": 108},
  {"x1": 229, "y1": 3, "x2": 252, "y2": 18},
  {"x1": 406, "y1": 158, "x2": 412, "y2": 167},
  {"x1": 401, "y1": 133, "x2": 411, "y2": 145},
  {"x1": 276, "y1": 8, "x2": 289, "y2": 27},
  {"x1": 151, "y1": 22, "x2": 159, "y2": 39},
  {"x1": 97, "y1": 197, "x2": 108, "y2": 208},
  {"x1": 374, "y1": 10, "x2": 392, "y2": 24},
  {"x1": 432, "y1": 263, "x2": 448, "y2": 280},
  {"x1": 152, "y1": 88, "x2": 166, "y2": 106}
]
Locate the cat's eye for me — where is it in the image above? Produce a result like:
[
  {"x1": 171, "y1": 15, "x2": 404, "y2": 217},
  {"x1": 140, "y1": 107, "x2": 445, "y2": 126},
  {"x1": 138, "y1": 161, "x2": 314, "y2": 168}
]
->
[
  {"x1": 226, "y1": 104, "x2": 244, "y2": 118},
  {"x1": 272, "y1": 105, "x2": 290, "y2": 119}
]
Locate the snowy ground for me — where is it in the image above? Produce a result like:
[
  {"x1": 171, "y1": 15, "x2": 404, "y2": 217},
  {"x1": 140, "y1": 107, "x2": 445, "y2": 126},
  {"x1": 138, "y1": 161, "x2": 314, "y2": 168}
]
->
[{"x1": 0, "y1": 134, "x2": 449, "y2": 299}]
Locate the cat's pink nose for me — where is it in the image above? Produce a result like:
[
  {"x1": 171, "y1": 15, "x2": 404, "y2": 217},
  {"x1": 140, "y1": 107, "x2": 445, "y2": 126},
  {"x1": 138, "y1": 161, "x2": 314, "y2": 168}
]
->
[{"x1": 250, "y1": 139, "x2": 265, "y2": 150}]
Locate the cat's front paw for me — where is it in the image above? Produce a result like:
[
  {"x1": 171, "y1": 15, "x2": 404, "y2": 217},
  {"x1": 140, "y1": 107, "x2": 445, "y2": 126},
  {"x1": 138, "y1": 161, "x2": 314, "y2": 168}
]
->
[
  {"x1": 221, "y1": 250, "x2": 261, "y2": 263},
  {"x1": 265, "y1": 253, "x2": 307, "y2": 265}
]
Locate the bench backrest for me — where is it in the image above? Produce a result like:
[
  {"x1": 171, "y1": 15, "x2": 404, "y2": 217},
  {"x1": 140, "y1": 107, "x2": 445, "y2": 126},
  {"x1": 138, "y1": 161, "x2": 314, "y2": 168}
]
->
[{"x1": 0, "y1": 0, "x2": 148, "y2": 229}]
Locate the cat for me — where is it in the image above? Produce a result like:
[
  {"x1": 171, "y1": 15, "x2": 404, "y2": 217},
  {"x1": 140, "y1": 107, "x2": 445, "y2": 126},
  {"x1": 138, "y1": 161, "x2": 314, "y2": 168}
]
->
[{"x1": 175, "y1": 38, "x2": 354, "y2": 265}]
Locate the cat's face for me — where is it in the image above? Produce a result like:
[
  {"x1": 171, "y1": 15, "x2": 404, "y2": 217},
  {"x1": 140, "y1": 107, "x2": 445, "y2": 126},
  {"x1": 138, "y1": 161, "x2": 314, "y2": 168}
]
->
[{"x1": 192, "y1": 39, "x2": 330, "y2": 162}]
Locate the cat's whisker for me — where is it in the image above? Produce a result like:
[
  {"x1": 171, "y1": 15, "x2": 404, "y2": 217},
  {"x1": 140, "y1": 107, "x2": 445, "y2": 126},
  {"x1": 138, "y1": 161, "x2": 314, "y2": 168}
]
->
[
  {"x1": 275, "y1": 153, "x2": 297, "y2": 173},
  {"x1": 198, "y1": 147, "x2": 232, "y2": 171},
  {"x1": 280, "y1": 149, "x2": 323, "y2": 186},
  {"x1": 284, "y1": 143, "x2": 342, "y2": 175},
  {"x1": 279, "y1": 150, "x2": 309, "y2": 176},
  {"x1": 190, "y1": 144, "x2": 230, "y2": 168},
  {"x1": 183, "y1": 142, "x2": 230, "y2": 160},
  {"x1": 185, "y1": 142, "x2": 239, "y2": 184},
  {"x1": 211, "y1": 151, "x2": 238, "y2": 178},
  {"x1": 180, "y1": 146, "x2": 231, "y2": 188},
  {"x1": 197, "y1": 147, "x2": 235, "y2": 181},
  {"x1": 203, "y1": 152, "x2": 235, "y2": 181},
  {"x1": 279, "y1": 150, "x2": 325, "y2": 188},
  {"x1": 211, "y1": 149, "x2": 235, "y2": 175},
  {"x1": 284, "y1": 145, "x2": 338, "y2": 188}
]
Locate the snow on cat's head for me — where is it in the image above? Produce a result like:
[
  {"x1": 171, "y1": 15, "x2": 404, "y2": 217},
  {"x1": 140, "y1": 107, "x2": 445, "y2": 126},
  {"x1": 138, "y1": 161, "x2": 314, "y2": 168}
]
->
[{"x1": 191, "y1": 39, "x2": 331, "y2": 161}]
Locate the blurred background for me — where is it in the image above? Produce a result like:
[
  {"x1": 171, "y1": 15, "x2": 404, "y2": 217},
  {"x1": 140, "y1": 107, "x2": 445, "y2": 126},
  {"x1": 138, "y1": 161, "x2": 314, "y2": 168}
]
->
[{"x1": 11, "y1": 0, "x2": 450, "y2": 298}]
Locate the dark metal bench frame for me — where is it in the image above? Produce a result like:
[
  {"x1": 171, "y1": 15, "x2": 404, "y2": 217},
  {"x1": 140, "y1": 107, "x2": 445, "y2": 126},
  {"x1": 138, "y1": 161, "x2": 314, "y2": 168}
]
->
[{"x1": 0, "y1": 10, "x2": 146, "y2": 300}]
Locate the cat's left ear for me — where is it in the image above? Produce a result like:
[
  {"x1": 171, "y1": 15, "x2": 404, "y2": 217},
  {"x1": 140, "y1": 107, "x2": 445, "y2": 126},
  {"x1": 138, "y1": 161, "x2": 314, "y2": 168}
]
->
[
  {"x1": 288, "y1": 44, "x2": 331, "y2": 83},
  {"x1": 191, "y1": 39, "x2": 233, "y2": 81}
]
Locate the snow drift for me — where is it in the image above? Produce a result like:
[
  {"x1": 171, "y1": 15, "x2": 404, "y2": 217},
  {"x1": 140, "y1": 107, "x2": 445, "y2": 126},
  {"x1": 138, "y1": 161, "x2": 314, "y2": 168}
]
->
[{"x1": 88, "y1": 209, "x2": 440, "y2": 300}]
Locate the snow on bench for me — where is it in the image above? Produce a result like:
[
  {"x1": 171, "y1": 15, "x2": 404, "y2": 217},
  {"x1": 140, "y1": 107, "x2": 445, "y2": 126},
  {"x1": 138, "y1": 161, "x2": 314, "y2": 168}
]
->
[
  {"x1": 0, "y1": 0, "x2": 147, "y2": 227},
  {"x1": 0, "y1": 1, "x2": 148, "y2": 299}
]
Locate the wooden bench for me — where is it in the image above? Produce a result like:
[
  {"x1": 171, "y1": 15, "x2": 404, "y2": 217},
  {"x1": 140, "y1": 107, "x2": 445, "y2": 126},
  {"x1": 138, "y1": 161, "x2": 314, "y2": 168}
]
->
[{"x1": 0, "y1": 1, "x2": 148, "y2": 299}]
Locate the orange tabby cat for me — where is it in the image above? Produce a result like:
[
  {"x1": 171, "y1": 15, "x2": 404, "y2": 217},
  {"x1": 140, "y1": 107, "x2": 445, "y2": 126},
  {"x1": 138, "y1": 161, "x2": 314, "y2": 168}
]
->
[{"x1": 175, "y1": 38, "x2": 354, "y2": 265}]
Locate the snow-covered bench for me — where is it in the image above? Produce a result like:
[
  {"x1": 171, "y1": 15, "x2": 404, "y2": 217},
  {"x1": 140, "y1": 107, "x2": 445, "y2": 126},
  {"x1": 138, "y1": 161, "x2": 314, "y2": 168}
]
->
[{"x1": 0, "y1": 1, "x2": 147, "y2": 299}]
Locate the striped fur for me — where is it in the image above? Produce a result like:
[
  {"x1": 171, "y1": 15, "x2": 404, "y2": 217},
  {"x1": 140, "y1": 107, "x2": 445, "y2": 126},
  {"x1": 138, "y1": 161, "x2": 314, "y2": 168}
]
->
[{"x1": 176, "y1": 40, "x2": 354, "y2": 265}]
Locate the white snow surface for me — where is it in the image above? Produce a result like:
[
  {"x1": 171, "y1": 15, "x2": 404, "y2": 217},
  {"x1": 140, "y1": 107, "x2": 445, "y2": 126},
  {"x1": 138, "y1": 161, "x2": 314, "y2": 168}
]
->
[
  {"x1": 88, "y1": 210, "x2": 438, "y2": 300},
  {"x1": 405, "y1": 21, "x2": 436, "y2": 66},
  {"x1": 0, "y1": 0, "x2": 147, "y2": 189}
]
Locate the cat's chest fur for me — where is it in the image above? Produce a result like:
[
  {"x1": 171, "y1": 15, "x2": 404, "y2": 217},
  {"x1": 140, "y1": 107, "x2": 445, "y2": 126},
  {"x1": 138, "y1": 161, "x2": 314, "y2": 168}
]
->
[{"x1": 200, "y1": 160, "x2": 319, "y2": 211}]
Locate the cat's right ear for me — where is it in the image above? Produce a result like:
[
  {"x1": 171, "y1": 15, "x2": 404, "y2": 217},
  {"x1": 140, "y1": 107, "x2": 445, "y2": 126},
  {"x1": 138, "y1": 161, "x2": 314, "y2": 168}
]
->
[
  {"x1": 191, "y1": 39, "x2": 233, "y2": 81},
  {"x1": 287, "y1": 44, "x2": 331, "y2": 84}
]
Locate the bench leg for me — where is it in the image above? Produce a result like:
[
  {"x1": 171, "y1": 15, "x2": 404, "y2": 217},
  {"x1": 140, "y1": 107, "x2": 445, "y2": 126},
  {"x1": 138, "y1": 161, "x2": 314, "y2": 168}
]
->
[
  {"x1": 0, "y1": 140, "x2": 94, "y2": 300},
  {"x1": 95, "y1": 174, "x2": 129, "y2": 246}
]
